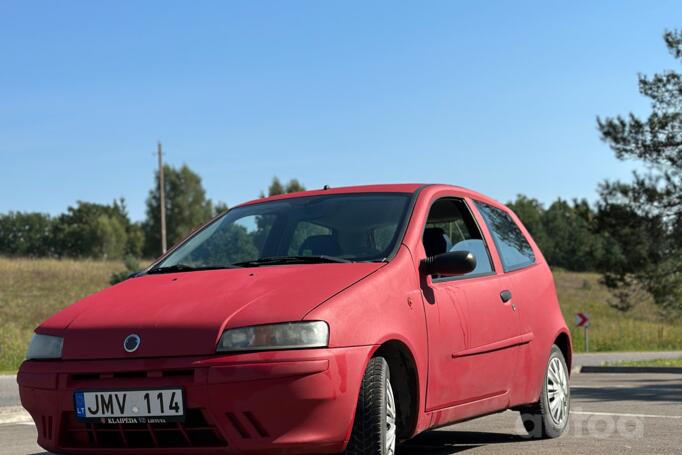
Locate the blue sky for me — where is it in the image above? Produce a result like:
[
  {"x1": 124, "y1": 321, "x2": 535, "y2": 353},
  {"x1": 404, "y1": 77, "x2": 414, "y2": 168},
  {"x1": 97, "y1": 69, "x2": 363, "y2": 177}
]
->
[{"x1": 1, "y1": 1, "x2": 679, "y2": 221}]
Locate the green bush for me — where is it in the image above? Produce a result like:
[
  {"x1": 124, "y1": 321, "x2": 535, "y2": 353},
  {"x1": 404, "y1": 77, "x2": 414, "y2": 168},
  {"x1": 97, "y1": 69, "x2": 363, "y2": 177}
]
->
[{"x1": 109, "y1": 255, "x2": 143, "y2": 285}]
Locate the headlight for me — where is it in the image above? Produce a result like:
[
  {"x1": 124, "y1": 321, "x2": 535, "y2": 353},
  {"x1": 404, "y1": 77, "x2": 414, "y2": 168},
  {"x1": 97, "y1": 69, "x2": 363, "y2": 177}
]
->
[
  {"x1": 217, "y1": 321, "x2": 329, "y2": 352},
  {"x1": 26, "y1": 333, "x2": 63, "y2": 360}
]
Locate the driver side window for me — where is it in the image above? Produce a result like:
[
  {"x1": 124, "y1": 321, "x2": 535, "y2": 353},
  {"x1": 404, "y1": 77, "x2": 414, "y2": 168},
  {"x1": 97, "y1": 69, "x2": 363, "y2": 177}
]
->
[{"x1": 423, "y1": 198, "x2": 494, "y2": 278}]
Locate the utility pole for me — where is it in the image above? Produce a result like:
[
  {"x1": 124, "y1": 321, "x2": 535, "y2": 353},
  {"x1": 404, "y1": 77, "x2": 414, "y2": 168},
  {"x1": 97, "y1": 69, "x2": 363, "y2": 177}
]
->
[{"x1": 157, "y1": 142, "x2": 167, "y2": 254}]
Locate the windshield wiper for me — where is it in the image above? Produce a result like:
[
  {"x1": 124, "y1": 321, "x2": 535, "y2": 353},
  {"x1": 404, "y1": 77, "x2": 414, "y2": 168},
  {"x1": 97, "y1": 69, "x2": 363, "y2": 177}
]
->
[
  {"x1": 233, "y1": 255, "x2": 352, "y2": 267},
  {"x1": 147, "y1": 264, "x2": 237, "y2": 274}
]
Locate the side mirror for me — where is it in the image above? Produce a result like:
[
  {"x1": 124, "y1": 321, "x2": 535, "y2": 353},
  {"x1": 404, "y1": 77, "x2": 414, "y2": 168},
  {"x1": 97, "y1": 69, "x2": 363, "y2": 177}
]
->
[{"x1": 420, "y1": 251, "x2": 476, "y2": 277}]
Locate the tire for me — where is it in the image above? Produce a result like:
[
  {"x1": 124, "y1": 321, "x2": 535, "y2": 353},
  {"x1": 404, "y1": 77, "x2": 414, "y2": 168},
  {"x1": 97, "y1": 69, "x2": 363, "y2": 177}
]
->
[
  {"x1": 345, "y1": 356, "x2": 397, "y2": 455},
  {"x1": 519, "y1": 345, "x2": 570, "y2": 439}
]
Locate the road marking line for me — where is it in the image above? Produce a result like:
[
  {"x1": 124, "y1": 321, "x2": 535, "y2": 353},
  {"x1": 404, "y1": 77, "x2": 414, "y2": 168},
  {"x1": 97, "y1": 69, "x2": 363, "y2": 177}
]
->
[
  {"x1": 571, "y1": 411, "x2": 682, "y2": 419},
  {"x1": 572, "y1": 385, "x2": 629, "y2": 388},
  {"x1": 572, "y1": 385, "x2": 680, "y2": 391}
]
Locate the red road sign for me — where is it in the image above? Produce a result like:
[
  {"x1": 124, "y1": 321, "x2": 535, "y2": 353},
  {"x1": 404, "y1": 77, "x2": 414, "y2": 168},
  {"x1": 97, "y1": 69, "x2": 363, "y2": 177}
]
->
[{"x1": 575, "y1": 312, "x2": 590, "y2": 328}]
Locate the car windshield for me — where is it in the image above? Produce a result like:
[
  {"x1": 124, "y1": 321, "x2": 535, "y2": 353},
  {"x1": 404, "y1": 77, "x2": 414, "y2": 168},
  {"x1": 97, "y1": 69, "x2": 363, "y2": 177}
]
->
[{"x1": 152, "y1": 192, "x2": 412, "y2": 270}]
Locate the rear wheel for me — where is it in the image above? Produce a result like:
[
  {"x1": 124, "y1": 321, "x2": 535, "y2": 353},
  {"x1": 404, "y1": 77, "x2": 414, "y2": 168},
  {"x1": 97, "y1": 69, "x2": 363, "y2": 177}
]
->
[
  {"x1": 345, "y1": 356, "x2": 397, "y2": 455},
  {"x1": 519, "y1": 345, "x2": 570, "y2": 439}
]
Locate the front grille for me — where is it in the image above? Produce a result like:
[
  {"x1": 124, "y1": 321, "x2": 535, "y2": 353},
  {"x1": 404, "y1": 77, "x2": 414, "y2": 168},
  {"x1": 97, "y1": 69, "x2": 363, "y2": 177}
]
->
[
  {"x1": 68, "y1": 368, "x2": 195, "y2": 386},
  {"x1": 60, "y1": 408, "x2": 228, "y2": 449}
]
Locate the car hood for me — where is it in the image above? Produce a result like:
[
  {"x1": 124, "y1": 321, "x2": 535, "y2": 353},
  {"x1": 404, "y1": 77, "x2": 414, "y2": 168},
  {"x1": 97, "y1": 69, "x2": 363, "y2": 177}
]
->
[{"x1": 40, "y1": 263, "x2": 383, "y2": 360}]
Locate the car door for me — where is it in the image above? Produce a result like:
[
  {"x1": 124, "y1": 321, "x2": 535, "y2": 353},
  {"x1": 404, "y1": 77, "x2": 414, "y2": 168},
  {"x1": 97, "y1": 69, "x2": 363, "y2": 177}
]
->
[{"x1": 421, "y1": 197, "x2": 521, "y2": 412}]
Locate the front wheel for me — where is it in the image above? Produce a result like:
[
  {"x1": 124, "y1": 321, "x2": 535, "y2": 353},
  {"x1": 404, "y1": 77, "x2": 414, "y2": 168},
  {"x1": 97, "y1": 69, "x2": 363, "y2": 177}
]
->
[
  {"x1": 345, "y1": 356, "x2": 397, "y2": 455},
  {"x1": 519, "y1": 345, "x2": 570, "y2": 439}
]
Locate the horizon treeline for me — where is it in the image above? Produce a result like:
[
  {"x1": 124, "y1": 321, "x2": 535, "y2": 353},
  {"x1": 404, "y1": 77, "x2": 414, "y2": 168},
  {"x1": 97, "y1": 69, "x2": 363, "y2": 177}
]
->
[
  {"x1": 0, "y1": 169, "x2": 303, "y2": 261},
  {"x1": 0, "y1": 168, "x2": 627, "y2": 274}
]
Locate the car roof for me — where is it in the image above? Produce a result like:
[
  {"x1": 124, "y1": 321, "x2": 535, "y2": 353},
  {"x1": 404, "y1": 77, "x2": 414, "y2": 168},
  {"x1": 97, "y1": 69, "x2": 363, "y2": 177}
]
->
[{"x1": 236, "y1": 183, "x2": 501, "y2": 208}]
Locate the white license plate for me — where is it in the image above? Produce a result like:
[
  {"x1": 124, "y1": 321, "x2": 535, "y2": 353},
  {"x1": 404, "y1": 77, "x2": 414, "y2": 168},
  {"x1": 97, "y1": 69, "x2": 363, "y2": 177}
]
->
[{"x1": 75, "y1": 388, "x2": 184, "y2": 423}]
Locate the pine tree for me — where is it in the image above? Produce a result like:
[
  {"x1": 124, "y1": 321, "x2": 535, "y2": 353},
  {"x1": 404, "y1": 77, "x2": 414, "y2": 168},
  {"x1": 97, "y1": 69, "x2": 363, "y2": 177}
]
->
[{"x1": 596, "y1": 30, "x2": 682, "y2": 314}]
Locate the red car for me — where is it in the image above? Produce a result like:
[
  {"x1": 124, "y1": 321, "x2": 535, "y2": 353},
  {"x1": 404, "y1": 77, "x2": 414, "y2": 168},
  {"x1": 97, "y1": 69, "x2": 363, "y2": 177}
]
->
[{"x1": 19, "y1": 184, "x2": 572, "y2": 455}]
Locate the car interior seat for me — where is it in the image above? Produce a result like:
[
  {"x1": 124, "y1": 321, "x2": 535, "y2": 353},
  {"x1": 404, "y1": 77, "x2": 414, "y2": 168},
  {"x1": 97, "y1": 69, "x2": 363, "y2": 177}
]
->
[
  {"x1": 298, "y1": 235, "x2": 342, "y2": 256},
  {"x1": 423, "y1": 227, "x2": 447, "y2": 257}
]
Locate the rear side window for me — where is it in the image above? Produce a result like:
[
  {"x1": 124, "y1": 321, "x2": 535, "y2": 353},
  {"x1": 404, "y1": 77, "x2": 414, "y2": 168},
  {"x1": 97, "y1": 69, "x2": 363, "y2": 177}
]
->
[{"x1": 475, "y1": 201, "x2": 535, "y2": 272}]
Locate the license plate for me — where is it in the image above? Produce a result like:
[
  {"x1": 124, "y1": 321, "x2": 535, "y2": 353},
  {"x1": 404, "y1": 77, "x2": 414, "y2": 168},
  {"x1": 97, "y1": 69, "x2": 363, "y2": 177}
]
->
[{"x1": 74, "y1": 388, "x2": 184, "y2": 423}]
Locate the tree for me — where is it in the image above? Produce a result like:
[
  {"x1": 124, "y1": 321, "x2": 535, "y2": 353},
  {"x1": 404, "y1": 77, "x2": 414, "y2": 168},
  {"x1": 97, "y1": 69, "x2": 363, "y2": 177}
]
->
[
  {"x1": 0, "y1": 212, "x2": 54, "y2": 257},
  {"x1": 541, "y1": 199, "x2": 608, "y2": 272},
  {"x1": 125, "y1": 222, "x2": 145, "y2": 258},
  {"x1": 143, "y1": 164, "x2": 214, "y2": 257},
  {"x1": 508, "y1": 195, "x2": 620, "y2": 272},
  {"x1": 266, "y1": 177, "x2": 285, "y2": 196},
  {"x1": 213, "y1": 201, "x2": 229, "y2": 217},
  {"x1": 507, "y1": 195, "x2": 549, "y2": 252},
  {"x1": 0, "y1": 201, "x2": 141, "y2": 259},
  {"x1": 94, "y1": 215, "x2": 127, "y2": 259},
  {"x1": 596, "y1": 30, "x2": 682, "y2": 314},
  {"x1": 262, "y1": 177, "x2": 306, "y2": 197},
  {"x1": 52, "y1": 200, "x2": 133, "y2": 259},
  {"x1": 183, "y1": 223, "x2": 260, "y2": 265}
]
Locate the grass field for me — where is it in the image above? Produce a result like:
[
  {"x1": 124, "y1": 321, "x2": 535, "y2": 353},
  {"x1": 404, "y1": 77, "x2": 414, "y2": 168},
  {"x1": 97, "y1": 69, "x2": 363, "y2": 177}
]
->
[
  {"x1": 552, "y1": 269, "x2": 682, "y2": 352},
  {"x1": 0, "y1": 258, "x2": 122, "y2": 373},
  {"x1": 1, "y1": 258, "x2": 681, "y2": 372}
]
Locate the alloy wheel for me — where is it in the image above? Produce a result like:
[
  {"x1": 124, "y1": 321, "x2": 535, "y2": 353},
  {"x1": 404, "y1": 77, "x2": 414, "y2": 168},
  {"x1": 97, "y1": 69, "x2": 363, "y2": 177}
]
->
[
  {"x1": 385, "y1": 378, "x2": 397, "y2": 455},
  {"x1": 546, "y1": 356, "x2": 569, "y2": 426}
]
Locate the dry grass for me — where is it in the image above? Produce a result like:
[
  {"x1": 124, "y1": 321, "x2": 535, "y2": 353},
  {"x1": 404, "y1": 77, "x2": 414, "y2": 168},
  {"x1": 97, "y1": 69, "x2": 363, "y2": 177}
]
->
[
  {"x1": 0, "y1": 257, "x2": 122, "y2": 372},
  {"x1": 553, "y1": 269, "x2": 682, "y2": 352},
  {"x1": 1, "y1": 258, "x2": 681, "y2": 372}
]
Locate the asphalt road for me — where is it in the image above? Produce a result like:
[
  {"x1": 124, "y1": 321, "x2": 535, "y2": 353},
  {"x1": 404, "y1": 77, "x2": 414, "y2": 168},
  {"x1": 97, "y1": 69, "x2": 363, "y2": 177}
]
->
[
  {"x1": 569, "y1": 350, "x2": 682, "y2": 368},
  {"x1": 2, "y1": 371, "x2": 681, "y2": 454},
  {"x1": 0, "y1": 375, "x2": 21, "y2": 408}
]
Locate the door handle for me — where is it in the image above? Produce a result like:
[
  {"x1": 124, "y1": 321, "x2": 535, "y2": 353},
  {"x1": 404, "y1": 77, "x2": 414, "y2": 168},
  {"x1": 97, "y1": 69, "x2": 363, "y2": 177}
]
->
[{"x1": 500, "y1": 290, "x2": 512, "y2": 303}]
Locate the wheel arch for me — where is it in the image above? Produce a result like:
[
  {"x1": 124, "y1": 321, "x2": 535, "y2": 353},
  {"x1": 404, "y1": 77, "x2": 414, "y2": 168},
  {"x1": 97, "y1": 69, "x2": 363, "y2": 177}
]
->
[
  {"x1": 525, "y1": 329, "x2": 573, "y2": 406},
  {"x1": 553, "y1": 330, "x2": 573, "y2": 372},
  {"x1": 371, "y1": 339, "x2": 420, "y2": 439}
]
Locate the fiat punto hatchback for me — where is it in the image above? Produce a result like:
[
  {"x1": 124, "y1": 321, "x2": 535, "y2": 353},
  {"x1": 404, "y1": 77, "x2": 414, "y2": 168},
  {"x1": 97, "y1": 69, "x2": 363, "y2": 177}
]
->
[{"x1": 19, "y1": 184, "x2": 572, "y2": 455}]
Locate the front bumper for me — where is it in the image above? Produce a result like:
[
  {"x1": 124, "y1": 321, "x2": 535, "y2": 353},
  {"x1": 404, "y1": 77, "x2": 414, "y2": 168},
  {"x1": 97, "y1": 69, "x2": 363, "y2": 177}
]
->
[{"x1": 18, "y1": 346, "x2": 372, "y2": 454}]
